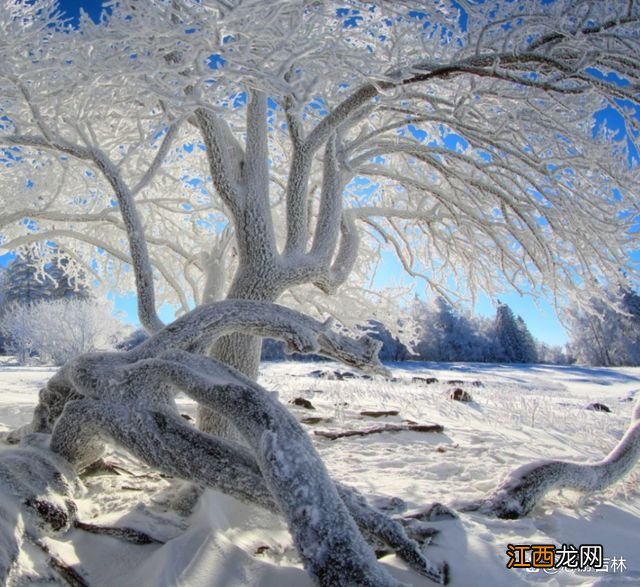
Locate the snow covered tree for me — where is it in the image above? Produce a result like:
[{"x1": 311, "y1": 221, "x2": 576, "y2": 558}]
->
[
  {"x1": 413, "y1": 297, "x2": 513, "y2": 363},
  {"x1": 567, "y1": 286, "x2": 640, "y2": 366},
  {"x1": 1, "y1": 255, "x2": 51, "y2": 307},
  {"x1": 414, "y1": 297, "x2": 483, "y2": 362},
  {"x1": 0, "y1": 1, "x2": 640, "y2": 584},
  {"x1": 1, "y1": 250, "x2": 89, "y2": 307},
  {"x1": 366, "y1": 320, "x2": 408, "y2": 362},
  {"x1": 0, "y1": 249, "x2": 92, "y2": 359},
  {"x1": 0, "y1": 302, "x2": 36, "y2": 364},
  {"x1": 516, "y1": 316, "x2": 538, "y2": 364},
  {"x1": 536, "y1": 341, "x2": 571, "y2": 365},
  {"x1": 493, "y1": 302, "x2": 538, "y2": 363}
]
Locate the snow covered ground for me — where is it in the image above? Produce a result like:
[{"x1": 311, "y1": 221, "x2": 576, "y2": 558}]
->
[{"x1": 0, "y1": 357, "x2": 639, "y2": 586}]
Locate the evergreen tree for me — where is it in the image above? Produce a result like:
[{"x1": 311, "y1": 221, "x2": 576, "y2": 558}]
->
[
  {"x1": 2, "y1": 255, "x2": 51, "y2": 306},
  {"x1": 1, "y1": 252, "x2": 89, "y2": 307},
  {"x1": 366, "y1": 320, "x2": 407, "y2": 362},
  {"x1": 618, "y1": 287, "x2": 640, "y2": 364},
  {"x1": 516, "y1": 316, "x2": 539, "y2": 363},
  {"x1": 493, "y1": 302, "x2": 537, "y2": 363},
  {"x1": 0, "y1": 252, "x2": 90, "y2": 355}
]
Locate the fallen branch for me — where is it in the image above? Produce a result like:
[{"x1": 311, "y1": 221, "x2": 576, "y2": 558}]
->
[
  {"x1": 74, "y1": 521, "x2": 164, "y2": 545},
  {"x1": 315, "y1": 423, "x2": 445, "y2": 440}
]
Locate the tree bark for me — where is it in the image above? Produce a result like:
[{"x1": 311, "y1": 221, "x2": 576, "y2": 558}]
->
[{"x1": 197, "y1": 268, "x2": 284, "y2": 435}]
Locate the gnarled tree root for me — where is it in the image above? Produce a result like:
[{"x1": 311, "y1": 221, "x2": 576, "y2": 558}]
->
[
  {"x1": 39, "y1": 301, "x2": 448, "y2": 586},
  {"x1": 51, "y1": 397, "x2": 448, "y2": 584}
]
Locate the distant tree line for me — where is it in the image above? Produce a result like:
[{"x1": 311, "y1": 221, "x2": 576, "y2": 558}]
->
[
  {"x1": 263, "y1": 289, "x2": 640, "y2": 367},
  {"x1": 261, "y1": 297, "x2": 567, "y2": 365},
  {"x1": 373, "y1": 297, "x2": 560, "y2": 365}
]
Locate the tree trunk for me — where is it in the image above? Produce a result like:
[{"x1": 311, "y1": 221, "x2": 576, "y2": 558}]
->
[{"x1": 197, "y1": 265, "x2": 284, "y2": 435}]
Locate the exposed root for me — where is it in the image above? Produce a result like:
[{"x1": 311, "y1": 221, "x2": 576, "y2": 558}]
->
[
  {"x1": 74, "y1": 520, "x2": 164, "y2": 544},
  {"x1": 457, "y1": 400, "x2": 640, "y2": 519}
]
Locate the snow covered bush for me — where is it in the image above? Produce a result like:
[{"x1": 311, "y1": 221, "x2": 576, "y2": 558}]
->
[
  {"x1": 0, "y1": 302, "x2": 37, "y2": 364},
  {"x1": 1, "y1": 299, "x2": 127, "y2": 365}
]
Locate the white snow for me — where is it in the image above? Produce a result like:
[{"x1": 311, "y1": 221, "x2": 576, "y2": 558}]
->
[{"x1": 1, "y1": 358, "x2": 639, "y2": 586}]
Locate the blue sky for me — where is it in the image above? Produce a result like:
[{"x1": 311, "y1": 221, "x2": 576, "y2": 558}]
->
[
  {"x1": 6, "y1": 0, "x2": 638, "y2": 347},
  {"x1": 57, "y1": 0, "x2": 103, "y2": 24}
]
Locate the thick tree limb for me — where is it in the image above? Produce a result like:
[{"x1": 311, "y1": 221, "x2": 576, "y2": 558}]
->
[
  {"x1": 90, "y1": 147, "x2": 164, "y2": 333},
  {"x1": 309, "y1": 134, "x2": 343, "y2": 263},
  {"x1": 51, "y1": 400, "x2": 276, "y2": 510},
  {"x1": 132, "y1": 300, "x2": 386, "y2": 375},
  {"x1": 143, "y1": 350, "x2": 411, "y2": 586},
  {"x1": 51, "y1": 397, "x2": 446, "y2": 583},
  {"x1": 194, "y1": 107, "x2": 245, "y2": 214}
]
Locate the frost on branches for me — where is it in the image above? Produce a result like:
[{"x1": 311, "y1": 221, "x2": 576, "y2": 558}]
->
[
  {"x1": 1, "y1": 0, "x2": 639, "y2": 375},
  {"x1": 0, "y1": 0, "x2": 639, "y2": 585}
]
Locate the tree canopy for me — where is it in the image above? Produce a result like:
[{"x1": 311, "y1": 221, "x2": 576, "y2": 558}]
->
[{"x1": 0, "y1": 0, "x2": 638, "y2": 335}]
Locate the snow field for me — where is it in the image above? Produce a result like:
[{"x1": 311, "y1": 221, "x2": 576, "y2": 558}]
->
[{"x1": 0, "y1": 359, "x2": 639, "y2": 586}]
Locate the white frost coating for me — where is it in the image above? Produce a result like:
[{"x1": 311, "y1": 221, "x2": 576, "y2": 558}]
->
[{"x1": 458, "y1": 399, "x2": 640, "y2": 519}]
